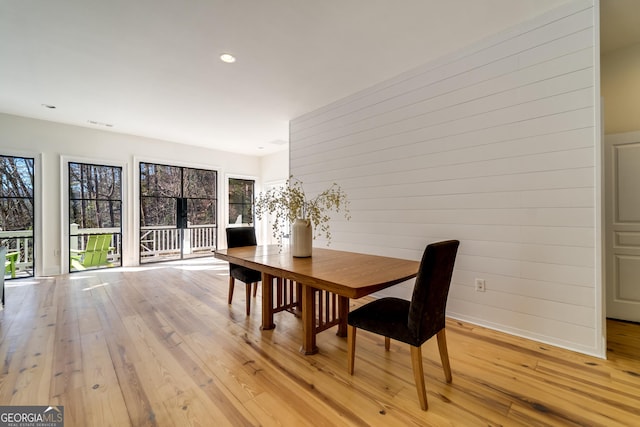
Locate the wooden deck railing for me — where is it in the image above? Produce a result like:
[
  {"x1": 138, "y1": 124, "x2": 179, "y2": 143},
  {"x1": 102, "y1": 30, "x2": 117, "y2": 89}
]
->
[
  {"x1": 0, "y1": 230, "x2": 33, "y2": 276},
  {"x1": 2, "y1": 224, "x2": 218, "y2": 277},
  {"x1": 139, "y1": 225, "x2": 217, "y2": 259}
]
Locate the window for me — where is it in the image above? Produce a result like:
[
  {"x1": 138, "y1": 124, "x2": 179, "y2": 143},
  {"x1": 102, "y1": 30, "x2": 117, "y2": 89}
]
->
[
  {"x1": 1, "y1": 155, "x2": 35, "y2": 278},
  {"x1": 228, "y1": 178, "x2": 254, "y2": 225},
  {"x1": 69, "y1": 162, "x2": 122, "y2": 271},
  {"x1": 139, "y1": 162, "x2": 217, "y2": 263}
]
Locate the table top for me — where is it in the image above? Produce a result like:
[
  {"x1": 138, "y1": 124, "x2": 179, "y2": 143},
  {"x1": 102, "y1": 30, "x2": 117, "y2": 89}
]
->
[{"x1": 214, "y1": 245, "x2": 420, "y2": 299}]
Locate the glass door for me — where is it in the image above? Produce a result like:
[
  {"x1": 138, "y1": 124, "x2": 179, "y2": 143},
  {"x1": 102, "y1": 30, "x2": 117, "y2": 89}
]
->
[
  {"x1": 1, "y1": 155, "x2": 35, "y2": 279},
  {"x1": 139, "y1": 162, "x2": 217, "y2": 264},
  {"x1": 68, "y1": 162, "x2": 122, "y2": 272}
]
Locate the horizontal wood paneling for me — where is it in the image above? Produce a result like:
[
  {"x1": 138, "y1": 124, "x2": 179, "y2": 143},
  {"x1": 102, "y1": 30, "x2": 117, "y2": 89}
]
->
[
  {"x1": 447, "y1": 299, "x2": 597, "y2": 352},
  {"x1": 290, "y1": 0, "x2": 600, "y2": 355},
  {"x1": 291, "y1": 6, "x2": 595, "y2": 134}
]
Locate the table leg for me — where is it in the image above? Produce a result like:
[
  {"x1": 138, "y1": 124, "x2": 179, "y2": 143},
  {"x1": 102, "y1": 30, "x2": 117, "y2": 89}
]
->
[
  {"x1": 300, "y1": 284, "x2": 318, "y2": 355},
  {"x1": 337, "y1": 295, "x2": 349, "y2": 337},
  {"x1": 261, "y1": 272, "x2": 276, "y2": 330}
]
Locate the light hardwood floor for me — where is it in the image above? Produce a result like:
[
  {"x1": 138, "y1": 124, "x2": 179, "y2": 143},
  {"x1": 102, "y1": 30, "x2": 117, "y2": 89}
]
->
[{"x1": 1, "y1": 258, "x2": 639, "y2": 426}]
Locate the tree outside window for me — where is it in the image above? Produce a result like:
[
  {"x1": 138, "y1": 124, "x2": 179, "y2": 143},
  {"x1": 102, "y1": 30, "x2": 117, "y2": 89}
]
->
[
  {"x1": 68, "y1": 162, "x2": 123, "y2": 271},
  {"x1": 229, "y1": 178, "x2": 254, "y2": 225},
  {"x1": 1, "y1": 155, "x2": 35, "y2": 278}
]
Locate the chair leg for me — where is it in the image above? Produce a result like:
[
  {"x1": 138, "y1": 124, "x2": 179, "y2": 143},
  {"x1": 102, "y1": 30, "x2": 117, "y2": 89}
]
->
[
  {"x1": 385, "y1": 336, "x2": 391, "y2": 351},
  {"x1": 228, "y1": 277, "x2": 235, "y2": 305},
  {"x1": 410, "y1": 345, "x2": 428, "y2": 411},
  {"x1": 436, "y1": 329, "x2": 452, "y2": 383},
  {"x1": 245, "y1": 283, "x2": 252, "y2": 316},
  {"x1": 347, "y1": 325, "x2": 356, "y2": 375},
  {"x1": 253, "y1": 282, "x2": 258, "y2": 297}
]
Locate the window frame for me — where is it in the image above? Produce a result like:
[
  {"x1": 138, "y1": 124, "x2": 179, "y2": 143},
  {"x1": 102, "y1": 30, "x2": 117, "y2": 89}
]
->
[
  {"x1": 228, "y1": 177, "x2": 255, "y2": 226},
  {"x1": 0, "y1": 153, "x2": 36, "y2": 278},
  {"x1": 138, "y1": 161, "x2": 218, "y2": 264},
  {"x1": 68, "y1": 161, "x2": 124, "y2": 272}
]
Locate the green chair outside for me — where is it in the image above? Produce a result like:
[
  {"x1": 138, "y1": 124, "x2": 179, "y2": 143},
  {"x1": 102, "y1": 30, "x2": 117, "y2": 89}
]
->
[
  {"x1": 4, "y1": 250, "x2": 18, "y2": 278},
  {"x1": 70, "y1": 234, "x2": 114, "y2": 271}
]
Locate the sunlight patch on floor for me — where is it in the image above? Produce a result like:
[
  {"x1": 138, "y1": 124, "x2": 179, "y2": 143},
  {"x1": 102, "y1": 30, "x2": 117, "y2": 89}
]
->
[
  {"x1": 70, "y1": 274, "x2": 99, "y2": 280},
  {"x1": 82, "y1": 282, "x2": 111, "y2": 291},
  {"x1": 4, "y1": 280, "x2": 41, "y2": 288}
]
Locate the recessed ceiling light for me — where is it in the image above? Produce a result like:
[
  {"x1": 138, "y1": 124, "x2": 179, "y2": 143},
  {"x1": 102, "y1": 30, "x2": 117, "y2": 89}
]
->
[
  {"x1": 88, "y1": 120, "x2": 114, "y2": 128},
  {"x1": 220, "y1": 53, "x2": 236, "y2": 63}
]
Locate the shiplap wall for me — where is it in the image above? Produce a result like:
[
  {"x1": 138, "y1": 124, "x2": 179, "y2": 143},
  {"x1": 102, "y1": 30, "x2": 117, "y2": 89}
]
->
[{"x1": 290, "y1": 0, "x2": 601, "y2": 356}]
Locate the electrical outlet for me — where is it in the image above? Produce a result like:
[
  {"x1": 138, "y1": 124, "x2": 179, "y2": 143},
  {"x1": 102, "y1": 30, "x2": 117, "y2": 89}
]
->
[{"x1": 475, "y1": 278, "x2": 486, "y2": 292}]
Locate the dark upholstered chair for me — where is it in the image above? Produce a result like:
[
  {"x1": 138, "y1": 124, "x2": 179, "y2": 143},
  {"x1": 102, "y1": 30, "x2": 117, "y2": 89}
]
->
[
  {"x1": 347, "y1": 240, "x2": 460, "y2": 411},
  {"x1": 226, "y1": 227, "x2": 262, "y2": 315}
]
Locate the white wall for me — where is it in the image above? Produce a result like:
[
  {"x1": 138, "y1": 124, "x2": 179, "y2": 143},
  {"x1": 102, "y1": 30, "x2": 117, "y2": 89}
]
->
[
  {"x1": 257, "y1": 150, "x2": 290, "y2": 244},
  {"x1": 290, "y1": 0, "x2": 603, "y2": 356},
  {"x1": 260, "y1": 150, "x2": 289, "y2": 184},
  {"x1": 0, "y1": 112, "x2": 275, "y2": 275}
]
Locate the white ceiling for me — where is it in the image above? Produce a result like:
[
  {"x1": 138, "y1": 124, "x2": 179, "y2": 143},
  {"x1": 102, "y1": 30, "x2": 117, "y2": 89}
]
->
[{"x1": 1, "y1": 0, "x2": 631, "y2": 156}]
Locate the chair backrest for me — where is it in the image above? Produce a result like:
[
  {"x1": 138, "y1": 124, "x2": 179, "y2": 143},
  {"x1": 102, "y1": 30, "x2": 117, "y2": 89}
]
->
[
  {"x1": 82, "y1": 234, "x2": 112, "y2": 267},
  {"x1": 5, "y1": 250, "x2": 19, "y2": 278},
  {"x1": 407, "y1": 240, "x2": 460, "y2": 343},
  {"x1": 97, "y1": 234, "x2": 112, "y2": 265},
  {"x1": 226, "y1": 227, "x2": 257, "y2": 249}
]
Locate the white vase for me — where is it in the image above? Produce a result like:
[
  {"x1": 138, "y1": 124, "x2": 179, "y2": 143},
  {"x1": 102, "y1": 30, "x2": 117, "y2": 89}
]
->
[{"x1": 291, "y1": 218, "x2": 312, "y2": 257}]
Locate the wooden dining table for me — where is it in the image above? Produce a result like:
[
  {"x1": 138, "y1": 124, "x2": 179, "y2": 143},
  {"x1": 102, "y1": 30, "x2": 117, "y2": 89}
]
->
[{"x1": 214, "y1": 245, "x2": 420, "y2": 354}]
